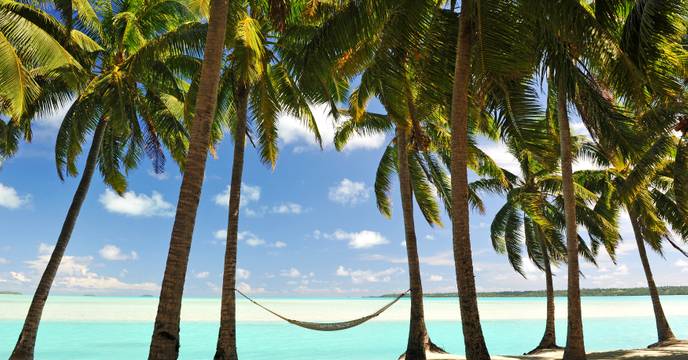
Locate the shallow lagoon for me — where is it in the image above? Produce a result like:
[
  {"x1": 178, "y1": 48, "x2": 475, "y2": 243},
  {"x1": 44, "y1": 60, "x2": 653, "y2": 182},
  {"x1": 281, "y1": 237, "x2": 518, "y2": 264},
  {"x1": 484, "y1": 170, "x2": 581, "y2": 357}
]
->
[{"x1": 2, "y1": 295, "x2": 687, "y2": 359}]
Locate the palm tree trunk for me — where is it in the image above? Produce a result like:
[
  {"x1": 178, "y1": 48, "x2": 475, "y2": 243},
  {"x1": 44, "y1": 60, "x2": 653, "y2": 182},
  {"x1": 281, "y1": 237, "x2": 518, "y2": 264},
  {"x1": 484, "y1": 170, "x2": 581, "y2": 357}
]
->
[
  {"x1": 628, "y1": 209, "x2": 676, "y2": 346},
  {"x1": 148, "y1": 0, "x2": 231, "y2": 357},
  {"x1": 530, "y1": 234, "x2": 559, "y2": 353},
  {"x1": 214, "y1": 86, "x2": 249, "y2": 360},
  {"x1": 10, "y1": 119, "x2": 107, "y2": 360},
  {"x1": 449, "y1": 1, "x2": 490, "y2": 359},
  {"x1": 396, "y1": 127, "x2": 430, "y2": 360},
  {"x1": 557, "y1": 78, "x2": 586, "y2": 360}
]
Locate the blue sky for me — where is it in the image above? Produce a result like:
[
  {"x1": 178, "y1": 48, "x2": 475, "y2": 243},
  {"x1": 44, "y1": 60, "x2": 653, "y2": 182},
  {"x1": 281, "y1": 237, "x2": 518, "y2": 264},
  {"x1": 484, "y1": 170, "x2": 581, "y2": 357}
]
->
[{"x1": 1, "y1": 100, "x2": 687, "y2": 297}]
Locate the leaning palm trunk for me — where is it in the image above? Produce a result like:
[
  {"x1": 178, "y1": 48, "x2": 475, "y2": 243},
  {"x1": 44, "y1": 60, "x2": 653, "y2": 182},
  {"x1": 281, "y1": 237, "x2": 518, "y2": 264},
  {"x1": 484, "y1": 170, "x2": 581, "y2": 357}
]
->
[
  {"x1": 148, "y1": 0, "x2": 232, "y2": 357},
  {"x1": 10, "y1": 119, "x2": 107, "y2": 360},
  {"x1": 214, "y1": 86, "x2": 249, "y2": 360},
  {"x1": 396, "y1": 127, "x2": 441, "y2": 360},
  {"x1": 449, "y1": 1, "x2": 490, "y2": 358},
  {"x1": 628, "y1": 209, "x2": 676, "y2": 346},
  {"x1": 529, "y1": 235, "x2": 560, "y2": 353},
  {"x1": 557, "y1": 79, "x2": 586, "y2": 360}
]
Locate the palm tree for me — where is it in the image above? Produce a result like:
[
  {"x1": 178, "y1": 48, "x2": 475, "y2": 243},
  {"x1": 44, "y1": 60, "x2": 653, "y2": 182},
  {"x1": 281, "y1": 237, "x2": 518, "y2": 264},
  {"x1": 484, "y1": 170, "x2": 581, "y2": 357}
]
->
[
  {"x1": 448, "y1": 0, "x2": 546, "y2": 357},
  {"x1": 212, "y1": 2, "x2": 326, "y2": 358},
  {"x1": 7, "y1": 1, "x2": 197, "y2": 358},
  {"x1": 472, "y1": 134, "x2": 619, "y2": 354},
  {"x1": 577, "y1": 0, "x2": 688, "y2": 347},
  {"x1": 514, "y1": 1, "x2": 659, "y2": 356},
  {"x1": 146, "y1": 0, "x2": 237, "y2": 352},
  {"x1": 0, "y1": 0, "x2": 94, "y2": 159},
  {"x1": 577, "y1": 135, "x2": 688, "y2": 347}
]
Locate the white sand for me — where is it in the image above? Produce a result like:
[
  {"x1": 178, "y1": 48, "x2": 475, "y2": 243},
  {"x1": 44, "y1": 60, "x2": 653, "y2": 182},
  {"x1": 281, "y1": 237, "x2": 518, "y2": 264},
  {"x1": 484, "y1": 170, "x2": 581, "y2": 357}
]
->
[
  {"x1": 1, "y1": 295, "x2": 688, "y2": 322},
  {"x1": 425, "y1": 342, "x2": 688, "y2": 359}
]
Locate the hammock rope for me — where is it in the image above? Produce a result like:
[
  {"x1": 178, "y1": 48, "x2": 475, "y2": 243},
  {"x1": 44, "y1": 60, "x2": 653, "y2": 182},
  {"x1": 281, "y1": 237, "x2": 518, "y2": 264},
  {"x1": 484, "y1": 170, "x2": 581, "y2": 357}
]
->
[{"x1": 234, "y1": 288, "x2": 410, "y2": 331}]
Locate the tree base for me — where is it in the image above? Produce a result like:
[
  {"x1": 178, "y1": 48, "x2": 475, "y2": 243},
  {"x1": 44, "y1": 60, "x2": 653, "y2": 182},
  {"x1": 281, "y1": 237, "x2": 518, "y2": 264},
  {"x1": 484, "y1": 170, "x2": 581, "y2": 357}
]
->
[
  {"x1": 648, "y1": 338, "x2": 685, "y2": 348},
  {"x1": 525, "y1": 344, "x2": 563, "y2": 355},
  {"x1": 397, "y1": 340, "x2": 447, "y2": 359}
]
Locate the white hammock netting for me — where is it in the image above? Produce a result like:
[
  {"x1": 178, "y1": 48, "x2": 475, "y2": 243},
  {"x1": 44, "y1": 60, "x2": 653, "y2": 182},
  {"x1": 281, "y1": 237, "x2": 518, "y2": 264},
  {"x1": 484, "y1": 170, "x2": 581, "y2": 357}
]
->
[{"x1": 234, "y1": 288, "x2": 410, "y2": 331}]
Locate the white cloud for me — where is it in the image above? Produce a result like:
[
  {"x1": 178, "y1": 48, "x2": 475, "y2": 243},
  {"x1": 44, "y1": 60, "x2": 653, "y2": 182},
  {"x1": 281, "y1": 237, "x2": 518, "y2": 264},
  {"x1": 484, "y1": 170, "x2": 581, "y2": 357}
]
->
[
  {"x1": 273, "y1": 241, "x2": 287, "y2": 248},
  {"x1": 271, "y1": 202, "x2": 303, "y2": 214},
  {"x1": 25, "y1": 251, "x2": 157, "y2": 292},
  {"x1": 238, "y1": 231, "x2": 265, "y2": 247},
  {"x1": 480, "y1": 143, "x2": 520, "y2": 175},
  {"x1": 214, "y1": 229, "x2": 227, "y2": 240},
  {"x1": 237, "y1": 282, "x2": 265, "y2": 294},
  {"x1": 0, "y1": 257, "x2": 9, "y2": 265},
  {"x1": 38, "y1": 243, "x2": 55, "y2": 255},
  {"x1": 335, "y1": 266, "x2": 403, "y2": 284},
  {"x1": 214, "y1": 183, "x2": 260, "y2": 207},
  {"x1": 278, "y1": 103, "x2": 386, "y2": 152},
  {"x1": 675, "y1": 260, "x2": 688, "y2": 273},
  {"x1": 421, "y1": 252, "x2": 454, "y2": 266},
  {"x1": 195, "y1": 271, "x2": 210, "y2": 279},
  {"x1": 280, "y1": 267, "x2": 301, "y2": 278},
  {"x1": 429, "y1": 275, "x2": 443, "y2": 282},
  {"x1": 0, "y1": 183, "x2": 31, "y2": 209},
  {"x1": 99, "y1": 189, "x2": 174, "y2": 217},
  {"x1": 99, "y1": 245, "x2": 138, "y2": 261},
  {"x1": 237, "y1": 268, "x2": 250, "y2": 280},
  {"x1": 330, "y1": 230, "x2": 389, "y2": 249},
  {"x1": 615, "y1": 241, "x2": 637, "y2": 256},
  {"x1": 10, "y1": 271, "x2": 30, "y2": 282},
  {"x1": 328, "y1": 179, "x2": 371, "y2": 206}
]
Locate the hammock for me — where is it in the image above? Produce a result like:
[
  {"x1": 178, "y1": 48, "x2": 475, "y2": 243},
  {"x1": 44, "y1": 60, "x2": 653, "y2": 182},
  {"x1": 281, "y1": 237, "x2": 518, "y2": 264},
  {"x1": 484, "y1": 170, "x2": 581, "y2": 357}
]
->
[{"x1": 234, "y1": 288, "x2": 410, "y2": 331}]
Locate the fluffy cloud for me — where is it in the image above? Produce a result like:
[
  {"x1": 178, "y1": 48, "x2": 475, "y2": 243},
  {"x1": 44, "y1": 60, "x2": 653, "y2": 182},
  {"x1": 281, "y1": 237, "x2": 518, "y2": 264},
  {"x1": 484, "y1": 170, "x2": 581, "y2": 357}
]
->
[
  {"x1": 99, "y1": 189, "x2": 174, "y2": 217},
  {"x1": 195, "y1": 271, "x2": 210, "y2": 279},
  {"x1": 330, "y1": 230, "x2": 389, "y2": 249},
  {"x1": 271, "y1": 202, "x2": 303, "y2": 214},
  {"x1": 215, "y1": 230, "x2": 284, "y2": 248},
  {"x1": 429, "y1": 275, "x2": 443, "y2": 282},
  {"x1": 280, "y1": 267, "x2": 301, "y2": 278},
  {"x1": 328, "y1": 179, "x2": 370, "y2": 206},
  {"x1": 675, "y1": 260, "x2": 688, "y2": 273},
  {"x1": 10, "y1": 271, "x2": 30, "y2": 282},
  {"x1": 214, "y1": 229, "x2": 228, "y2": 240},
  {"x1": 237, "y1": 268, "x2": 250, "y2": 280},
  {"x1": 25, "y1": 245, "x2": 158, "y2": 292},
  {"x1": 278, "y1": 103, "x2": 386, "y2": 152},
  {"x1": 238, "y1": 231, "x2": 266, "y2": 247},
  {"x1": 237, "y1": 282, "x2": 265, "y2": 294},
  {"x1": 99, "y1": 245, "x2": 138, "y2": 261},
  {"x1": 335, "y1": 266, "x2": 403, "y2": 284},
  {"x1": 214, "y1": 183, "x2": 260, "y2": 207},
  {"x1": 0, "y1": 183, "x2": 31, "y2": 209}
]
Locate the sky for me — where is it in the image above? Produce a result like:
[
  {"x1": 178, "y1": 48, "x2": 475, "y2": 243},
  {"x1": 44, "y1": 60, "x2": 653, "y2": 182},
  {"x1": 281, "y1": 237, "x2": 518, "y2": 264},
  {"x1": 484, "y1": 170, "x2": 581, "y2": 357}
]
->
[{"x1": 1, "y1": 100, "x2": 688, "y2": 297}]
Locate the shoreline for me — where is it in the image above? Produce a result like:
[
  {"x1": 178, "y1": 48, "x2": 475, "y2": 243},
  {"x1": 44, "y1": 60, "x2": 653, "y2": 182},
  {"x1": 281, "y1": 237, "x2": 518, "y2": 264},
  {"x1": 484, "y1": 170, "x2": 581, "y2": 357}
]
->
[{"x1": 423, "y1": 342, "x2": 688, "y2": 359}]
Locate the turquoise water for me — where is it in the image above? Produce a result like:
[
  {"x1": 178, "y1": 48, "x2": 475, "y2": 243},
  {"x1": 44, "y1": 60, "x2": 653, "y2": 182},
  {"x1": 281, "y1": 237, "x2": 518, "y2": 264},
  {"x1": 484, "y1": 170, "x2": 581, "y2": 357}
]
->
[{"x1": 1, "y1": 296, "x2": 687, "y2": 359}]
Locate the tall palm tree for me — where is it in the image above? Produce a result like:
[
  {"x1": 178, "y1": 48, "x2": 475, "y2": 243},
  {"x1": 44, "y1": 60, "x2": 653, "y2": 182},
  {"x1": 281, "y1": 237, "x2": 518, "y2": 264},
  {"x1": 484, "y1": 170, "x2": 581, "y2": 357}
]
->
[
  {"x1": 515, "y1": 1, "x2": 656, "y2": 356},
  {"x1": 448, "y1": 0, "x2": 545, "y2": 357},
  {"x1": 577, "y1": 135, "x2": 688, "y2": 347},
  {"x1": 147, "y1": 0, "x2": 232, "y2": 355},
  {"x1": 9, "y1": 1, "x2": 196, "y2": 358},
  {"x1": 0, "y1": 0, "x2": 94, "y2": 159},
  {"x1": 212, "y1": 2, "x2": 326, "y2": 358},
  {"x1": 472, "y1": 133, "x2": 619, "y2": 354}
]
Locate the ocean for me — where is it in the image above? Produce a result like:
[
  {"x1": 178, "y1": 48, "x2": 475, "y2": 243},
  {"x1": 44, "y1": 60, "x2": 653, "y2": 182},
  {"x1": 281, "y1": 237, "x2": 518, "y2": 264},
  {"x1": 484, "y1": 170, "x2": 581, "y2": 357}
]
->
[{"x1": 1, "y1": 295, "x2": 687, "y2": 359}]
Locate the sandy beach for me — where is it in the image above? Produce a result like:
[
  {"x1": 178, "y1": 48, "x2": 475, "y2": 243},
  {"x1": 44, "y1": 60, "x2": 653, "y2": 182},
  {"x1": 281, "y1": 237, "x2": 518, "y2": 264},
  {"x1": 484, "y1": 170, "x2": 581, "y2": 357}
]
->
[{"x1": 422, "y1": 342, "x2": 688, "y2": 359}]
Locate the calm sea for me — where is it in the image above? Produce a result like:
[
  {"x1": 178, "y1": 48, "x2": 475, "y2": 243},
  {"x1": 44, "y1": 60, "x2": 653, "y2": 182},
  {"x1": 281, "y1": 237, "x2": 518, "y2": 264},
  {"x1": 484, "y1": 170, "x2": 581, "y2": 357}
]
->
[{"x1": 1, "y1": 295, "x2": 687, "y2": 359}]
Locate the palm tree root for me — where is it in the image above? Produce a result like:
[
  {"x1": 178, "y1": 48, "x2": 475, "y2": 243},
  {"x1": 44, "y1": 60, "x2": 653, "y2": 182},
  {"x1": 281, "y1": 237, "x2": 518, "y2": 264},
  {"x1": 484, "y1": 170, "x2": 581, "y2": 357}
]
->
[
  {"x1": 648, "y1": 338, "x2": 685, "y2": 348},
  {"x1": 526, "y1": 343, "x2": 563, "y2": 355},
  {"x1": 397, "y1": 340, "x2": 447, "y2": 359}
]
